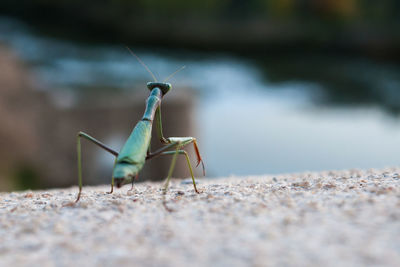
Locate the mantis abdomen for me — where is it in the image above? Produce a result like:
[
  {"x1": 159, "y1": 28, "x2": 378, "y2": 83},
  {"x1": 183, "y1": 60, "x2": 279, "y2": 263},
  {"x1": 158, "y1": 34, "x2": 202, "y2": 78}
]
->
[
  {"x1": 112, "y1": 120, "x2": 152, "y2": 182},
  {"x1": 112, "y1": 87, "x2": 163, "y2": 185}
]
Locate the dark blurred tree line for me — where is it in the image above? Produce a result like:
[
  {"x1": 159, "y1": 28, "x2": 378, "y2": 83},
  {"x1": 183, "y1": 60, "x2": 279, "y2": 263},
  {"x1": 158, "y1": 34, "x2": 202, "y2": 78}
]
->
[
  {"x1": 0, "y1": 0, "x2": 399, "y2": 57},
  {"x1": 1, "y1": 0, "x2": 399, "y2": 22}
]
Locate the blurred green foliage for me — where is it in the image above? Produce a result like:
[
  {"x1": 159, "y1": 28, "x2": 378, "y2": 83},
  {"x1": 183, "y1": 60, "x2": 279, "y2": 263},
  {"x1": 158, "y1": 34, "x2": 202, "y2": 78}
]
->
[
  {"x1": 13, "y1": 164, "x2": 40, "y2": 190},
  {"x1": 0, "y1": 0, "x2": 399, "y2": 57},
  {"x1": 1, "y1": 0, "x2": 399, "y2": 23}
]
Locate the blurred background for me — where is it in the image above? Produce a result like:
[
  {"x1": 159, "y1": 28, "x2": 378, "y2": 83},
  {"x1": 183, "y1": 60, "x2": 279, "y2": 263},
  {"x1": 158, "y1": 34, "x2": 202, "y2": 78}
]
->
[{"x1": 0, "y1": 0, "x2": 400, "y2": 191}]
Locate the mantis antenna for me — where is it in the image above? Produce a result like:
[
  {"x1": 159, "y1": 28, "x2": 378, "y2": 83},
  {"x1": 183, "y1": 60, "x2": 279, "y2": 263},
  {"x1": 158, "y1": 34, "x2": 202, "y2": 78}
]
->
[
  {"x1": 163, "y1": 65, "x2": 186, "y2": 82},
  {"x1": 126, "y1": 46, "x2": 158, "y2": 82}
]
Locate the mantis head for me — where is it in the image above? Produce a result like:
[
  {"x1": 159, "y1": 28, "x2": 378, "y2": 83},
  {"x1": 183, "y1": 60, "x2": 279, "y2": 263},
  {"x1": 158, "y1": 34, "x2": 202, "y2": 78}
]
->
[{"x1": 147, "y1": 82, "x2": 172, "y2": 96}]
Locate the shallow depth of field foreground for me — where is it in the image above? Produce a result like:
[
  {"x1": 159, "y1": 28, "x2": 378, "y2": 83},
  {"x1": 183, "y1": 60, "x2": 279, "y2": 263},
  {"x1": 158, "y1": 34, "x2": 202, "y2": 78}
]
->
[{"x1": 1, "y1": 168, "x2": 399, "y2": 266}]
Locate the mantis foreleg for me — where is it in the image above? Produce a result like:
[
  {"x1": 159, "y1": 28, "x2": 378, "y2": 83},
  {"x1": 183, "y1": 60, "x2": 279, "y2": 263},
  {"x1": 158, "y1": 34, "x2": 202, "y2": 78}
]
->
[
  {"x1": 155, "y1": 106, "x2": 168, "y2": 144},
  {"x1": 154, "y1": 105, "x2": 205, "y2": 173},
  {"x1": 153, "y1": 103, "x2": 205, "y2": 211}
]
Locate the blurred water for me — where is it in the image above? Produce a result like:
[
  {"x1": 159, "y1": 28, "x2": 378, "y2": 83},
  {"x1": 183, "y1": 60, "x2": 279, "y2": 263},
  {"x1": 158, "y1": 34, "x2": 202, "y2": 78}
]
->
[{"x1": 1, "y1": 17, "x2": 400, "y2": 177}]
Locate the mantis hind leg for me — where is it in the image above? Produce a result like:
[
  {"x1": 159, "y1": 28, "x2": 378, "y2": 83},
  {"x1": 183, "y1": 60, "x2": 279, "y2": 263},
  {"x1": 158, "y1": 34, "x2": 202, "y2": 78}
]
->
[
  {"x1": 147, "y1": 137, "x2": 205, "y2": 175},
  {"x1": 154, "y1": 106, "x2": 205, "y2": 182},
  {"x1": 128, "y1": 174, "x2": 139, "y2": 192},
  {"x1": 146, "y1": 137, "x2": 204, "y2": 194},
  {"x1": 75, "y1": 131, "x2": 118, "y2": 202},
  {"x1": 159, "y1": 144, "x2": 200, "y2": 212},
  {"x1": 160, "y1": 144, "x2": 183, "y2": 212},
  {"x1": 106, "y1": 162, "x2": 116, "y2": 194},
  {"x1": 157, "y1": 149, "x2": 199, "y2": 194},
  {"x1": 167, "y1": 137, "x2": 205, "y2": 176}
]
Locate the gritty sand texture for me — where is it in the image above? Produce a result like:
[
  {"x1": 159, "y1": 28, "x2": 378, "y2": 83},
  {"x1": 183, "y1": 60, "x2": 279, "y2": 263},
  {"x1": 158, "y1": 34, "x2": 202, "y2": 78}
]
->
[{"x1": 1, "y1": 168, "x2": 400, "y2": 267}]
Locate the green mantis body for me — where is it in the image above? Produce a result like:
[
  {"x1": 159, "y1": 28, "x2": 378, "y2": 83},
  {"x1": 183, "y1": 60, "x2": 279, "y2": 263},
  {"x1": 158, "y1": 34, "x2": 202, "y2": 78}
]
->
[{"x1": 75, "y1": 81, "x2": 204, "y2": 202}]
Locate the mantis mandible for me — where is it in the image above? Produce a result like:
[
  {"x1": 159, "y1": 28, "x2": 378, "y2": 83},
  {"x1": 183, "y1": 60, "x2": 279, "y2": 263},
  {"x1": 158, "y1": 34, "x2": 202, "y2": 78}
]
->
[{"x1": 73, "y1": 49, "x2": 205, "y2": 205}]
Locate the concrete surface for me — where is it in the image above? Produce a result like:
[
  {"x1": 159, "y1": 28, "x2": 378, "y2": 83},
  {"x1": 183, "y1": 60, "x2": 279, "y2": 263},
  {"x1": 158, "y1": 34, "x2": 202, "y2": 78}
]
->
[{"x1": 1, "y1": 168, "x2": 400, "y2": 266}]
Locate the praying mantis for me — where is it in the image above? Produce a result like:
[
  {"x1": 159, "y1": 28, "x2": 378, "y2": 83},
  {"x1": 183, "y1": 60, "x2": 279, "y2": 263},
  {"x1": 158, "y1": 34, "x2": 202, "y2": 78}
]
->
[{"x1": 73, "y1": 48, "x2": 205, "y2": 205}]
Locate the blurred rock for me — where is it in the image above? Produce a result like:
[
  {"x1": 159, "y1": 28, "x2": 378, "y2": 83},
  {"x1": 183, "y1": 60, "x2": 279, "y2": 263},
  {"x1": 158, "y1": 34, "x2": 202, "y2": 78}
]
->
[{"x1": 0, "y1": 44, "x2": 47, "y2": 190}]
